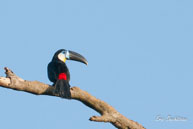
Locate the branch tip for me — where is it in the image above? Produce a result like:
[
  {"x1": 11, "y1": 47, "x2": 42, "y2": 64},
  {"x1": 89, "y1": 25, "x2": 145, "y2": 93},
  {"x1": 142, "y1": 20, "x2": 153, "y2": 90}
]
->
[{"x1": 89, "y1": 115, "x2": 112, "y2": 122}]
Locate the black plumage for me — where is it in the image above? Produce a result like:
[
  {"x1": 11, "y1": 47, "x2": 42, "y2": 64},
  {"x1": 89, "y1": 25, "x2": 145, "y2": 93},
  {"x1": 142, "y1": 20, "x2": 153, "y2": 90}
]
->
[
  {"x1": 47, "y1": 49, "x2": 71, "y2": 98},
  {"x1": 47, "y1": 49, "x2": 87, "y2": 99}
]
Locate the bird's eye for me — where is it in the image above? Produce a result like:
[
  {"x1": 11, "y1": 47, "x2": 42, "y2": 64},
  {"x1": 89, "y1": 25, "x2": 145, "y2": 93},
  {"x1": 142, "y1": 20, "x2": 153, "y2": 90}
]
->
[{"x1": 62, "y1": 51, "x2": 66, "y2": 54}]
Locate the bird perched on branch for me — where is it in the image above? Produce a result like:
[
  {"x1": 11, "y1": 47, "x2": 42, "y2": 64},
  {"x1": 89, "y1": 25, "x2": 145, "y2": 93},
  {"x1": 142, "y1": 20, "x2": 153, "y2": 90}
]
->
[{"x1": 47, "y1": 49, "x2": 88, "y2": 99}]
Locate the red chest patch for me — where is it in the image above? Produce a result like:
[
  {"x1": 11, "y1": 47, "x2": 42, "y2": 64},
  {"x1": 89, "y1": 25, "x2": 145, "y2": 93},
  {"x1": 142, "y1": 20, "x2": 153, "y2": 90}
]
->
[{"x1": 58, "y1": 73, "x2": 67, "y2": 80}]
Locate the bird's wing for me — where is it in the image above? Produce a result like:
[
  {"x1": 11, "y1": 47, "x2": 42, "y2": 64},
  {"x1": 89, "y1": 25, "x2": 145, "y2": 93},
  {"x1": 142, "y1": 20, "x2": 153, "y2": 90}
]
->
[{"x1": 47, "y1": 62, "x2": 57, "y2": 83}]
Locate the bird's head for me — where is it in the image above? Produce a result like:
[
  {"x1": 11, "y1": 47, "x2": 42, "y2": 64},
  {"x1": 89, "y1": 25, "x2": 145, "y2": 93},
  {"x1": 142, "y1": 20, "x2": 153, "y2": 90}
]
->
[{"x1": 52, "y1": 49, "x2": 88, "y2": 65}]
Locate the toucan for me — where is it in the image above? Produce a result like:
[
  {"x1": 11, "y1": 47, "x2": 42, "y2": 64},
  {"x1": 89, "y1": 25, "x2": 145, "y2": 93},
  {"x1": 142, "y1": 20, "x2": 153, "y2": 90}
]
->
[{"x1": 47, "y1": 49, "x2": 88, "y2": 99}]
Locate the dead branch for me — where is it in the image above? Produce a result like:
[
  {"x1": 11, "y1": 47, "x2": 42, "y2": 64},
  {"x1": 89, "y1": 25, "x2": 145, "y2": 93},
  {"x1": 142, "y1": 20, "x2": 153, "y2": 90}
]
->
[{"x1": 0, "y1": 67, "x2": 145, "y2": 129}]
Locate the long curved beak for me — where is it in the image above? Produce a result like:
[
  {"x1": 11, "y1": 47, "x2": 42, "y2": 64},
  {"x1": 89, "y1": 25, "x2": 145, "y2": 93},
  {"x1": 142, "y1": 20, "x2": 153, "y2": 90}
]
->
[{"x1": 67, "y1": 50, "x2": 88, "y2": 65}]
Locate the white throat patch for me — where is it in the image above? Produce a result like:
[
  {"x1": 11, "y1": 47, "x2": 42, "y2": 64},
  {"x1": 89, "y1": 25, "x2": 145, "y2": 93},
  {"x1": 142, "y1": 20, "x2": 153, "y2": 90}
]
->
[{"x1": 58, "y1": 53, "x2": 66, "y2": 62}]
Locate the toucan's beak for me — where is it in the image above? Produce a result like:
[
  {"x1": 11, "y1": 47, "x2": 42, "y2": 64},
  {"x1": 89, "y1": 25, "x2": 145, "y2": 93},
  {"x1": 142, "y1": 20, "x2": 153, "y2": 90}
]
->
[{"x1": 67, "y1": 50, "x2": 88, "y2": 65}]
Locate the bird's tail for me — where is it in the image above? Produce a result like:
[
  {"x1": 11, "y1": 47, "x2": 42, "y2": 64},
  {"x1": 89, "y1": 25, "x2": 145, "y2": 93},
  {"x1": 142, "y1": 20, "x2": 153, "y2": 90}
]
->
[{"x1": 54, "y1": 79, "x2": 71, "y2": 99}]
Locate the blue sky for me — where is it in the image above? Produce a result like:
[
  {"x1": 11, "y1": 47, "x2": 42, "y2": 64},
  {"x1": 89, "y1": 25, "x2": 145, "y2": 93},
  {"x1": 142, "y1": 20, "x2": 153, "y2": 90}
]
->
[{"x1": 0, "y1": 0, "x2": 192, "y2": 129}]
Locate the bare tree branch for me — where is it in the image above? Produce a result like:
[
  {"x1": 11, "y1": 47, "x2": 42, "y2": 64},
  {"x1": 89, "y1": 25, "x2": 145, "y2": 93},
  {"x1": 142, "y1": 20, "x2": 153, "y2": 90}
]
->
[{"x1": 0, "y1": 67, "x2": 145, "y2": 129}]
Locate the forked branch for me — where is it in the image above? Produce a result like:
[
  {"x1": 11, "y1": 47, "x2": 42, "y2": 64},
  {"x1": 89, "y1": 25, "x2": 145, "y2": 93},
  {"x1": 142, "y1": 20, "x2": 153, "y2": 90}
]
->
[{"x1": 0, "y1": 67, "x2": 145, "y2": 129}]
